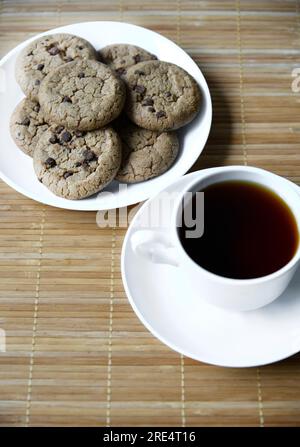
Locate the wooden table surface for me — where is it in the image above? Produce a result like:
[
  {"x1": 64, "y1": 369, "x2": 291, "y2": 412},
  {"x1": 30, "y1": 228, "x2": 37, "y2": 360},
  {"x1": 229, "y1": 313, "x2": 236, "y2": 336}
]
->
[{"x1": 0, "y1": 0, "x2": 300, "y2": 427}]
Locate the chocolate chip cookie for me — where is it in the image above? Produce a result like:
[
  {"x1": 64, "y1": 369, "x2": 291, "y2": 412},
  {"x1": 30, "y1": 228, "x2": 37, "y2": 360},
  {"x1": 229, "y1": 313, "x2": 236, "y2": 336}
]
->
[
  {"x1": 115, "y1": 119, "x2": 179, "y2": 183},
  {"x1": 16, "y1": 33, "x2": 97, "y2": 100},
  {"x1": 99, "y1": 44, "x2": 157, "y2": 76},
  {"x1": 33, "y1": 125, "x2": 121, "y2": 199},
  {"x1": 124, "y1": 61, "x2": 201, "y2": 131},
  {"x1": 38, "y1": 59, "x2": 126, "y2": 131},
  {"x1": 10, "y1": 98, "x2": 49, "y2": 157}
]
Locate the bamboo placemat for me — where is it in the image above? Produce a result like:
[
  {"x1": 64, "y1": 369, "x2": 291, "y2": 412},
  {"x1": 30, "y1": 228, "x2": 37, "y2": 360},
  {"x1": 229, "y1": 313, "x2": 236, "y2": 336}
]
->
[{"x1": 0, "y1": 0, "x2": 300, "y2": 427}]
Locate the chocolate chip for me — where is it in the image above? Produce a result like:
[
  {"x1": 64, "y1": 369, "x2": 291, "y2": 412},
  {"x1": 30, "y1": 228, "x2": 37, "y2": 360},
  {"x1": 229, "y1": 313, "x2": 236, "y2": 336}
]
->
[
  {"x1": 38, "y1": 177, "x2": 43, "y2": 183},
  {"x1": 35, "y1": 79, "x2": 41, "y2": 85},
  {"x1": 120, "y1": 59, "x2": 126, "y2": 64},
  {"x1": 75, "y1": 161, "x2": 82, "y2": 167},
  {"x1": 62, "y1": 96, "x2": 72, "y2": 103},
  {"x1": 48, "y1": 46, "x2": 60, "y2": 56},
  {"x1": 63, "y1": 171, "x2": 73, "y2": 179},
  {"x1": 34, "y1": 104, "x2": 40, "y2": 112},
  {"x1": 134, "y1": 69, "x2": 145, "y2": 75},
  {"x1": 78, "y1": 72, "x2": 85, "y2": 78},
  {"x1": 65, "y1": 57, "x2": 73, "y2": 62},
  {"x1": 133, "y1": 54, "x2": 141, "y2": 63},
  {"x1": 142, "y1": 97, "x2": 154, "y2": 107},
  {"x1": 61, "y1": 131, "x2": 72, "y2": 142},
  {"x1": 55, "y1": 125, "x2": 64, "y2": 133},
  {"x1": 83, "y1": 149, "x2": 97, "y2": 162},
  {"x1": 134, "y1": 84, "x2": 146, "y2": 94},
  {"x1": 49, "y1": 135, "x2": 57, "y2": 144},
  {"x1": 37, "y1": 63, "x2": 44, "y2": 71},
  {"x1": 77, "y1": 45, "x2": 83, "y2": 50},
  {"x1": 116, "y1": 67, "x2": 126, "y2": 75},
  {"x1": 151, "y1": 54, "x2": 158, "y2": 60},
  {"x1": 156, "y1": 110, "x2": 166, "y2": 119},
  {"x1": 165, "y1": 91, "x2": 171, "y2": 97},
  {"x1": 21, "y1": 117, "x2": 30, "y2": 126},
  {"x1": 45, "y1": 157, "x2": 56, "y2": 168},
  {"x1": 148, "y1": 107, "x2": 155, "y2": 113}
]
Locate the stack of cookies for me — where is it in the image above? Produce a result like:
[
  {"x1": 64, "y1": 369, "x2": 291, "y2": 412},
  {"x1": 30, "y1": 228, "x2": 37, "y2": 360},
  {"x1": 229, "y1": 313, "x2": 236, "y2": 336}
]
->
[{"x1": 10, "y1": 35, "x2": 201, "y2": 200}]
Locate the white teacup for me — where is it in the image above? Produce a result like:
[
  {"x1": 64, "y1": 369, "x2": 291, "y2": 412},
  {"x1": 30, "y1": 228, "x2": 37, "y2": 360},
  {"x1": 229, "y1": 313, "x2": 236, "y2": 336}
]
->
[{"x1": 131, "y1": 166, "x2": 300, "y2": 311}]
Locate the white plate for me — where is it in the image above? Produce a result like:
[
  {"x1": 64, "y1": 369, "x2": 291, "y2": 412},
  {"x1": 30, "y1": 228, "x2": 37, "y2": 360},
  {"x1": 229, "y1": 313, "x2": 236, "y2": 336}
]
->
[
  {"x1": 0, "y1": 21, "x2": 212, "y2": 211},
  {"x1": 121, "y1": 169, "x2": 300, "y2": 367}
]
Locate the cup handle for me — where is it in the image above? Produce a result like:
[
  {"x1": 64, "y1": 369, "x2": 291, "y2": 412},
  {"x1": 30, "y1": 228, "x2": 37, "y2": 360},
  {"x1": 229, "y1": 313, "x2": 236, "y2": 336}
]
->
[{"x1": 130, "y1": 230, "x2": 179, "y2": 267}]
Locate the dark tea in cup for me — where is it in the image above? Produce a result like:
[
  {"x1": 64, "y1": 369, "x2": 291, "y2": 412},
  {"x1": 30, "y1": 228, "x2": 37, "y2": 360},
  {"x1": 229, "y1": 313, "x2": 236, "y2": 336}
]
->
[{"x1": 179, "y1": 180, "x2": 299, "y2": 279}]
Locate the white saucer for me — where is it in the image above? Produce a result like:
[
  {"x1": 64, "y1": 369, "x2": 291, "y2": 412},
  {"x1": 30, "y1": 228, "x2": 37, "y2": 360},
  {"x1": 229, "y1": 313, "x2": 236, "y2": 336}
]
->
[
  {"x1": 121, "y1": 168, "x2": 300, "y2": 367},
  {"x1": 0, "y1": 21, "x2": 211, "y2": 211}
]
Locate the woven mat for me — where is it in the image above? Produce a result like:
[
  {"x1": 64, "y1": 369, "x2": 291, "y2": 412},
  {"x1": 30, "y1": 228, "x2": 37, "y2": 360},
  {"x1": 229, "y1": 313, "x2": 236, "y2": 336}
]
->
[{"x1": 1, "y1": 0, "x2": 300, "y2": 427}]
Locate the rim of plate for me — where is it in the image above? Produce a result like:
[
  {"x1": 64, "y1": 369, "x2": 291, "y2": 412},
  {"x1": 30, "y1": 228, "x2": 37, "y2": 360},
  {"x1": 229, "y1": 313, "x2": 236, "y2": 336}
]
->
[
  {"x1": 121, "y1": 168, "x2": 300, "y2": 367},
  {"x1": 0, "y1": 21, "x2": 212, "y2": 211}
]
